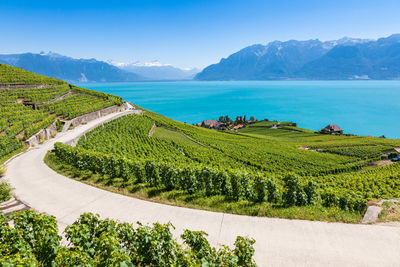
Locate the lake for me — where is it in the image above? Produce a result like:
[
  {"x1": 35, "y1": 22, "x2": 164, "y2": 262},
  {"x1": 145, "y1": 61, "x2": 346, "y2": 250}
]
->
[{"x1": 75, "y1": 81, "x2": 400, "y2": 139}]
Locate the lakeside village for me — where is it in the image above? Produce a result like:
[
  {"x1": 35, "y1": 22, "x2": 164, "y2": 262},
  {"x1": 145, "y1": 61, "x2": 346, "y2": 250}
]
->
[
  {"x1": 196, "y1": 115, "x2": 400, "y2": 163},
  {"x1": 196, "y1": 114, "x2": 339, "y2": 133}
]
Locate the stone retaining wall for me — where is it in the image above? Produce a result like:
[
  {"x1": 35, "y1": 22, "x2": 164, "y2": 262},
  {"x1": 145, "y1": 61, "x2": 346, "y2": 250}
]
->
[
  {"x1": 24, "y1": 121, "x2": 58, "y2": 147},
  {"x1": 24, "y1": 105, "x2": 127, "y2": 147},
  {"x1": 25, "y1": 92, "x2": 74, "y2": 109},
  {"x1": 62, "y1": 105, "x2": 124, "y2": 132},
  {"x1": 65, "y1": 110, "x2": 135, "y2": 147},
  {"x1": 0, "y1": 84, "x2": 61, "y2": 91}
]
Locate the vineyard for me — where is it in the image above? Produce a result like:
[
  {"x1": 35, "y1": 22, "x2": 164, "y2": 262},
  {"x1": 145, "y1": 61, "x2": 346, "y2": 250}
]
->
[
  {"x1": 2, "y1": 84, "x2": 70, "y2": 103},
  {"x1": 2, "y1": 62, "x2": 400, "y2": 220},
  {"x1": 0, "y1": 210, "x2": 256, "y2": 266},
  {"x1": 39, "y1": 94, "x2": 116, "y2": 119},
  {"x1": 0, "y1": 63, "x2": 122, "y2": 163},
  {"x1": 51, "y1": 111, "x2": 400, "y2": 216},
  {"x1": 0, "y1": 63, "x2": 65, "y2": 85}
]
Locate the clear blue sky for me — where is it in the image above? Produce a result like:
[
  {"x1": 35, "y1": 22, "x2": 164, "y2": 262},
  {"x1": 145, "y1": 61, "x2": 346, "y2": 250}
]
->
[{"x1": 1, "y1": 0, "x2": 399, "y2": 69}]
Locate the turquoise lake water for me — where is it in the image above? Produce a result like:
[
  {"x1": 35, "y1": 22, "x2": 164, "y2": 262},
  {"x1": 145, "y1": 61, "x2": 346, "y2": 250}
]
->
[{"x1": 75, "y1": 81, "x2": 400, "y2": 139}]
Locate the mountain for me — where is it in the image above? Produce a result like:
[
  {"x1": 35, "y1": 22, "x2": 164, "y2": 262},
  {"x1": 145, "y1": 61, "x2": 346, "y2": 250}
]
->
[
  {"x1": 0, "y1": 52, "x2": 143, "y2": 82},
  {"x1": 195, "y1": 34, "x2": 400, "y2": 80},
  {"x1": 113, "y1": 61, "x2": 199, "y2": 81}
]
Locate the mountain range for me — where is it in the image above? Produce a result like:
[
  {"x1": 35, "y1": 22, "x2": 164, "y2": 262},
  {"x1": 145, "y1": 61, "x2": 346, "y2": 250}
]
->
[
  {"x1": 2, "y1": 34, "x2": 400, "y2": 82},
  {"x1": 195, "y1": 34, "x2": 400, "y2": 80},
  {"x1": 0, "y1": 52, "x2": 198, "y2": 82},
  {"x1": 0, "y1": 52, "x2": 143, "y2": 82},
  {"x1": 111, "y1": 61, "x2": 199, "y2": 81}
]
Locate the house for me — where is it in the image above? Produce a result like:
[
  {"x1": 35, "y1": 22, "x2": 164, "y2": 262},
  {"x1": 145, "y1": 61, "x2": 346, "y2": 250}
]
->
[
  {"x1": 323, "y1": 124, "x2": 343, "y2": 134},
  {"x1": 232, "y1": 124, "x2": 245, "y2": 130},
  {"x1": 298, "y1": 146, "x2": 310, "y2": 150},
  {"x1": 200, "y1": 120, "x2": 225, "y2": 129},
  {"x1": 394, "y1": 148, "x2": 400, "y2": 153}
]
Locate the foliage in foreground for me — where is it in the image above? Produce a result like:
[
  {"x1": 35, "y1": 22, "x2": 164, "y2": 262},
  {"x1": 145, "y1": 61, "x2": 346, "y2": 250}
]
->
[
  {"x1": 0, "y1": 210, "x2": 256, "y2": 266},
  {"x1": 0, "y1": 182, "x2": 11, "y2": 203}
]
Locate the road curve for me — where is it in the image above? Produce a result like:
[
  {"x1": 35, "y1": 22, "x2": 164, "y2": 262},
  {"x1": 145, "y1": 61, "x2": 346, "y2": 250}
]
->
[{"x1": 5, "y1": 110, "x2": 400, "y2": 267}]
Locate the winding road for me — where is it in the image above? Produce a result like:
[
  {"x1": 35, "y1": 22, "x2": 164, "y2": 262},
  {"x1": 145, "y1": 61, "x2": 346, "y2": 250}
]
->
[{"x1": 4, "y1": 110, "x2": 400, "y2": 267}]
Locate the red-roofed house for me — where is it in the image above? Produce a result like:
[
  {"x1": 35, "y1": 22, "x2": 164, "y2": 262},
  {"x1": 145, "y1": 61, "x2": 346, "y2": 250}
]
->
[
  {"x1": 233, "y1": 124, "x2": 244, "y2": 130},
  {"x1": 200, "y1": 120, "x2": 225, "y2": 129}
]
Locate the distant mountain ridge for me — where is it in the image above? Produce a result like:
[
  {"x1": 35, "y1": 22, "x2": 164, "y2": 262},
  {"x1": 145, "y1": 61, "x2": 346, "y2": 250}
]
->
[
  {"x1": 111, "y1": 60, "x2": 199, "y2": 81},
  {"x1": 0, "y1": 52, "x2": 143, "y2": 83},
  {"x1": 195, "y1": 34, "x2": 400, "y2": 80}
]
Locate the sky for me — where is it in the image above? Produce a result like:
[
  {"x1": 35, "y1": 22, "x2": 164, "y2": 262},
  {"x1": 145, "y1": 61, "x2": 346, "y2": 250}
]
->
[{"x1": 1, "y1": 0, "x2": 399, "y2": 69}]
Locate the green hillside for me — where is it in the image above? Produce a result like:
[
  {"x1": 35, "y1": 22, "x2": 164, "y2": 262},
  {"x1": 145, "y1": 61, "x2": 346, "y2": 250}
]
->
[
  {"x1": 2, "y1": 63, "x2": 400, "y2": 222},
  {"x1": 50, "y1": 109, "x2": 400, "y2": 222},
  {"x1": 0, "y1": 63, "x2": 121, "y2": 163},
  {"x1": 0, "y1": 63, "x2": 65, "y2": 85}
]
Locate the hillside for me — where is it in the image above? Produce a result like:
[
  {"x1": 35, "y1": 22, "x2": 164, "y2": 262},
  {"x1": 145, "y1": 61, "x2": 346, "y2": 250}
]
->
[
  {"x1": 0, "y1": 63, "x2": 66, "y2": 86},
  {"x1": 0, "y1": 63, "x2": 122, "y2": 163},
  {"x1": 0, "y1": 52, "x2": 143, "y2": 82},
  {"x1": 196, "y1": 34, "x2": 400, "y2": 80},
  {"x1": 2, "y1": 62, "x2": 400, "y2": 222},
  {"x1": 49, "y1": 109, "x2": 400, "y2": 222}
]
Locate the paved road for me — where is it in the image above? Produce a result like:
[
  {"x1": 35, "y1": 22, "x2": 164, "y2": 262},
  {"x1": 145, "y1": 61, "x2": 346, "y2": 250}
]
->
[{"x1": 5, "y1": 110, "x2": 400, "y2": 267}]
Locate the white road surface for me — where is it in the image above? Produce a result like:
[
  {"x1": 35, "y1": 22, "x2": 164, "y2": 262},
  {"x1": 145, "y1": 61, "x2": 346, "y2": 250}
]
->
[{"x1": 5, "y1": 110, "x2": 400, "y2": 267}]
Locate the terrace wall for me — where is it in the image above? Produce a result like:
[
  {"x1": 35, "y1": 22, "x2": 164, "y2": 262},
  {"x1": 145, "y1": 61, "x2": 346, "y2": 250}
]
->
[
  {"x1": 24, "y1": 121, "x2": 58, "y2": 147},
  {"x1": 62, "y1": 105, "x2": 124, "y2": 132},
  {"x1": 24, "y1": 104, "x2": 127, "y2": 147}
]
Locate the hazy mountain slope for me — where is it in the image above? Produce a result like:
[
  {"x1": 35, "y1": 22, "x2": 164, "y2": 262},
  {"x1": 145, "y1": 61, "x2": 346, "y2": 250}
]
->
[
  {"x1": 196, "y1": 34, "x2": 400, "y2": 80},
  {"x1": 297, "y1": 34, "x2": 400, "y2": 79},
  {"x1": 116, "y1": 61, "x2": 199, "y2": 80},
  {"x1": 0, "y1": 53, "x2": 143, "y2": 82}
]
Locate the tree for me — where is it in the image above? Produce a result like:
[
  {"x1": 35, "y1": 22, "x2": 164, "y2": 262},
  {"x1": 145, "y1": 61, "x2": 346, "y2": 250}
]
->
[
  {"x1": 224, "y1": 115, "x2": 232, "y2": 124},
  {"x1": 250, "y1": 116, "x2": 256, "y2": 122}
]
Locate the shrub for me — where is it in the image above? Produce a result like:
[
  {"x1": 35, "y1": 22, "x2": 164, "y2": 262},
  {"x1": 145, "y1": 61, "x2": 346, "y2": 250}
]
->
[
  {"x1": 234, "y1": 236, "x2": 257, "y2": 267},
  {"x1": 0, "y1": 165, "x2": 6, "y2": 177},
  {"x1": 283, "y1": 175, "x2": 307, "y2": 206},
  {"x1": 304, "y1": 181, "x2": 319, "y2": 205},
  {"x1": 230, "y1": 173, "x2": 242, "y2": 201},
  {"x1": 266, "y1": 178, "x2": 281, "y2": 203},
  {"x1": 2, "y1": 210, "x2": 61, "y2": 266},
  {"x1": 253, "y1": 175, "x2": 267, "y2": 202},
  {"x1": 0, "y1": 182, "x2": 12, "y2": 202},
  {"x1": 0, "y1": 211, "x2": 257, "y2": 266}
]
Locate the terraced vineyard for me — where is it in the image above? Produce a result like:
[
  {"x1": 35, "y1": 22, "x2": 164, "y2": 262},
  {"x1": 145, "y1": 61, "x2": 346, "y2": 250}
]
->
[
  {"x1": 0, "y1": 63, "x2": 122, "y2": 163},
  {"x1": 3, "y1": 84, "x2": 70, "y2": 103},
  {"x1": 0, "y1": 63, "x2": 65, "y2": 85},
  {"x1": 40, "y1": 94, "x2": 116, "y2": 119},
  {"x1": 2, "y1": 62, "x2": 400, "y2": 221},
  {"x1": 52, "y1": 110, "x2": 400, "y2": 218}
]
